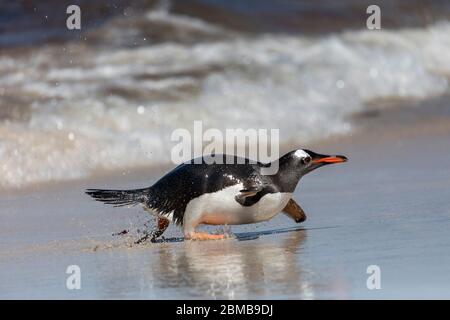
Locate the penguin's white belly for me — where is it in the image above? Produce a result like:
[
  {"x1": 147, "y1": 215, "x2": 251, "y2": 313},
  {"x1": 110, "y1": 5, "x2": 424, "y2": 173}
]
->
[{"x1": 185, "y1": 184, "x2": 292, "y2": 225}]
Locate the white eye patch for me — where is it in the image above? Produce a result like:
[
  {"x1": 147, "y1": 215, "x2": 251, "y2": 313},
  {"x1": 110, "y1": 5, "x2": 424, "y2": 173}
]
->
[{"x1": 294, "y1": 149, "x2": 310, "y2": 159}]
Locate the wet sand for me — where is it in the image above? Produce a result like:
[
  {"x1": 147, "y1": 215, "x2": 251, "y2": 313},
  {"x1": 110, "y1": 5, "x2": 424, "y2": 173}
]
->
[{"x1": 1, "y1": 97, "x2": 450, "y2": 299}]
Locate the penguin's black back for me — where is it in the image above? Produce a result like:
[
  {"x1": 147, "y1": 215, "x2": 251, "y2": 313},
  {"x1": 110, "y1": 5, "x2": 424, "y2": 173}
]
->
[{"x1": 147, "y1": 155, "x2": 266, "y2": 225}]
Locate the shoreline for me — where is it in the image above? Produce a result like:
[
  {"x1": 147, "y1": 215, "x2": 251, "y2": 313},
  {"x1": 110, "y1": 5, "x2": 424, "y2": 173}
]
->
[
  {"x1": 3, "y1": 92, "x2": 449, "y2": 196},
  {"x1": 1, "y1": 93, "x2": 450, "y2": 299}
]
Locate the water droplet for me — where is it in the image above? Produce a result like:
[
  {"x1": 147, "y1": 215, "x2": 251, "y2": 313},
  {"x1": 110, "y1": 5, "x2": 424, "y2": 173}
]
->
[{"x1": 137, "y1": 106, "x2": 145, "y2": 115}]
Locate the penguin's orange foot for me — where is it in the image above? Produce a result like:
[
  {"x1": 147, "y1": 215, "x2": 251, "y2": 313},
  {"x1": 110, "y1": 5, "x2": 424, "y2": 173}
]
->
[{"x1": 185, "y1": 232, "x2": 231, "y2": 241}]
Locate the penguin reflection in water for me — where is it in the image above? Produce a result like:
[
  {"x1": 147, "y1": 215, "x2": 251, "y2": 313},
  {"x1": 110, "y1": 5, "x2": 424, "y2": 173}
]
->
[{"x1": 86, "y1": 149, "x2": 347, "y2": 241}]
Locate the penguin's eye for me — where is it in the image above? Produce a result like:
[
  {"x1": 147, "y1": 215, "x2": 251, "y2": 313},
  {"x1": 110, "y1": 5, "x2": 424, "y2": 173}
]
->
[{"x1": 302, "y1": 156, "x2": 312, "y2": 165}]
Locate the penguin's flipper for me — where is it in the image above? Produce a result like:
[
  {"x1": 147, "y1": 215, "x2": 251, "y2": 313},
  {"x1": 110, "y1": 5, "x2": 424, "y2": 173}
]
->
[
  {"x1": 237, "y1": 188, "x2": 260, "y2": 198},
  {"x1": 235, "y1": 178, "x2": 264, "y2": 202},
  {"x1": 283, "y1": 198, "x2": 307, "y2": 223},
  {"x1": 235, "y1": 187, "x2": 260, "y2": 205},
  {"x1": 237, "y1": 173, "x2": 266, "y2": 197}
]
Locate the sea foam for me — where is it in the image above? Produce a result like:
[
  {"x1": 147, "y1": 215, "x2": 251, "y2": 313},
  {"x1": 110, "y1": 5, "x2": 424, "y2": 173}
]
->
[{"x1": 0, "y1": 10, "x2": 449, "y2": 188}]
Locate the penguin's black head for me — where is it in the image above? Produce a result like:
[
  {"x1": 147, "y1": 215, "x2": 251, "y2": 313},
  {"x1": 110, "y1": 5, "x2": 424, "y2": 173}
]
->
[{"x1": 280, "y1": 149, "x2": 348, "y2": 176}]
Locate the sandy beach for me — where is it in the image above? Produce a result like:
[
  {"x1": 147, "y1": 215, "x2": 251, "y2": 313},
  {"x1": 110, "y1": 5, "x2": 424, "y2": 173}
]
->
[{"x1": 1, "y1": 95, "x2": 450, "y2": 299}]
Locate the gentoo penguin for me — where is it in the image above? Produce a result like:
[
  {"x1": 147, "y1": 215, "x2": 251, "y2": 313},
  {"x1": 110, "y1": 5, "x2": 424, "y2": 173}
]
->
[{"x1": 86, "y1": 149, "x2": 347, "y2": 241}]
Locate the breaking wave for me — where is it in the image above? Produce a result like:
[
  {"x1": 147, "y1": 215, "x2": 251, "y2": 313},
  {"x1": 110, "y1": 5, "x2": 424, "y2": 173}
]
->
[{"x1": 0, "y1": 6, "x2": 449, "y2": 188}]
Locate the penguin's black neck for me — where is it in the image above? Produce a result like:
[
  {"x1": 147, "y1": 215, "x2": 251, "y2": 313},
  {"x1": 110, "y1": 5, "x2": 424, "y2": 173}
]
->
[{"x1": 268, "y1": 153, "x2": 303, "y2": 193}]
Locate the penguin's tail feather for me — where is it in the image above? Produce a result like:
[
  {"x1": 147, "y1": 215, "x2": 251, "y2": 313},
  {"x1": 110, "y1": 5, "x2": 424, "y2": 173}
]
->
[{"x1": 85, "y1": 188, "x2": 149, "y2": 207}]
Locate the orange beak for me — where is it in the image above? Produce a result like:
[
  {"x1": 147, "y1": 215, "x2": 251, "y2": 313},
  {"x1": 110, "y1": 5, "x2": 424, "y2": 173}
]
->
[{"x1": 313, "y1": 155, "x2": 348, "y2": 164}]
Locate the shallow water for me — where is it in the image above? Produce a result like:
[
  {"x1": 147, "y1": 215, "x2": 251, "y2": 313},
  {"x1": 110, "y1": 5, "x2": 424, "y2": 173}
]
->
[{"x1": 1, "y1": 132, "x2": 450, "y2": 299}]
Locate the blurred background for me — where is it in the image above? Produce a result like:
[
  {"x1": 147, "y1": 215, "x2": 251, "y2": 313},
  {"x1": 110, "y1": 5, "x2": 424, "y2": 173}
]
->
[{"x1": 0, "y1": 0, "x2": 449, "y2": 189}]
